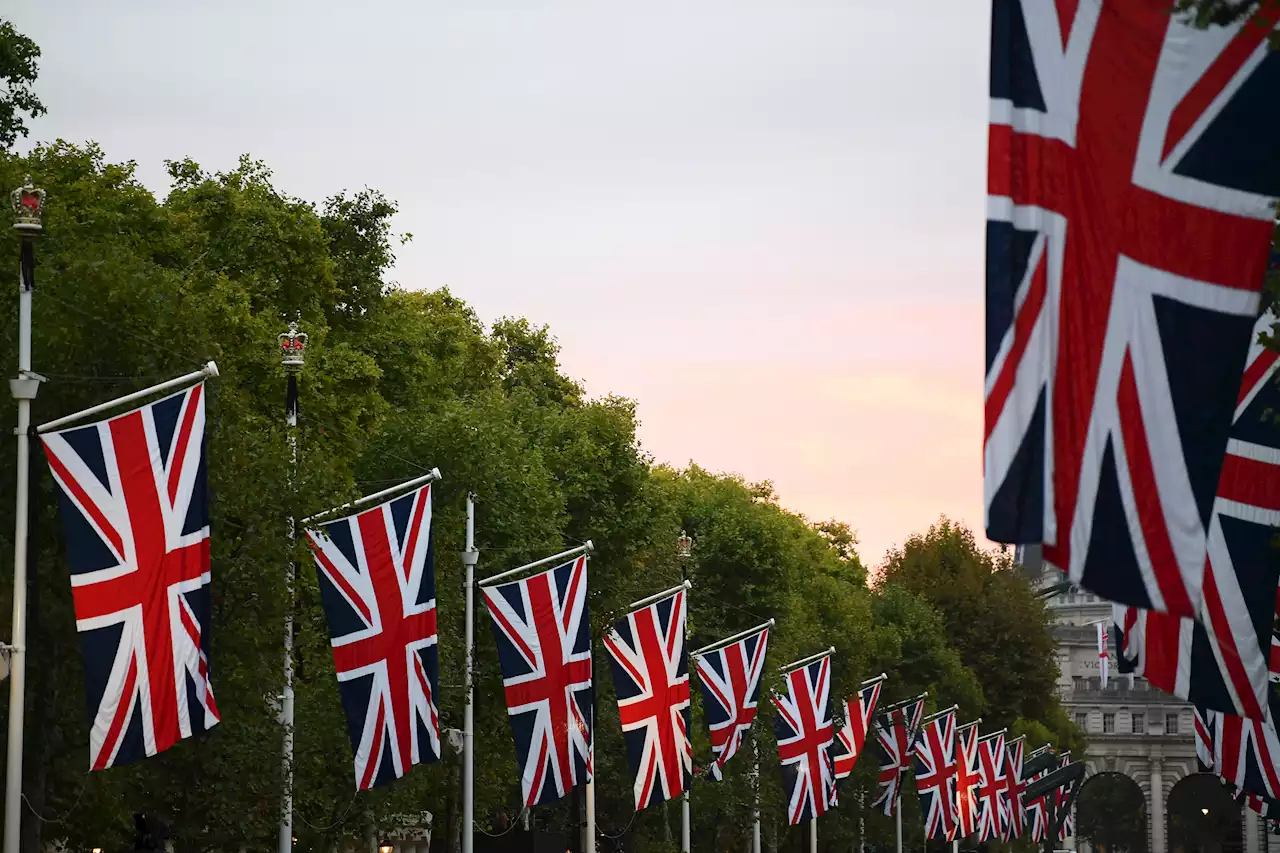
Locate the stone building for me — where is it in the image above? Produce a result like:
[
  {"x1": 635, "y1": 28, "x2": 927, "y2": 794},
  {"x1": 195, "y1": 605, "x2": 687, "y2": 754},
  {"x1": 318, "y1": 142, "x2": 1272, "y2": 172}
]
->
[{"x1": 1018, "y1": 545, "x2": 1270, "y2": 853}]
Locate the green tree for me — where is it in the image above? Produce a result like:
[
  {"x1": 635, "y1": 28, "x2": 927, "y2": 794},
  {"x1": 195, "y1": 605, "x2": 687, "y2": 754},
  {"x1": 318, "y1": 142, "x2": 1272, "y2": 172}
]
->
[
  {"x1": 1076, "y1": 773, "x2": 1148, "y2": 853},
  {"x1": 0, "y1": 20, "x2": 45, "y2": 150}
]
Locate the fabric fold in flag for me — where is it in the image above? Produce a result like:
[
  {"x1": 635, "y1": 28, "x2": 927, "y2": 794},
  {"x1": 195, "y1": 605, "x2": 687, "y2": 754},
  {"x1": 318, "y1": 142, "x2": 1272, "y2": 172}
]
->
[
  {"x1": 42, "y1": 381, "x2": 217, "y2": 770},
  {"x1": 306, "y1": 480, "x2": 441, "y2": 789},
  {"x1": 482, "y1": 555, "x2": 593, "y2": 806},
  {"x1": 983, "y1": 0, "x2": 1280, "y2": 616},
  {"x1": 605, "y1": 587, "x2": 692, "y2": 810},
  {"x1": 773, "y1": 652, "x2": 838, "y2": 825},
  {"x1": 832, "y1": 678, "x2": 883, "y2": 781},
  {"x1": 693, "y1": 624, "x2": 769, "y2": 781}
]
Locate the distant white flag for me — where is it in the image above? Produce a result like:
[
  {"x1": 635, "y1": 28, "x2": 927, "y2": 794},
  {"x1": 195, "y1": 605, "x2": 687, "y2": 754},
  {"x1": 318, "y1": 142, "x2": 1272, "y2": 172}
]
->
[{"x1": 1097, "y1": 622, "x2": 1109, "y2": 689}]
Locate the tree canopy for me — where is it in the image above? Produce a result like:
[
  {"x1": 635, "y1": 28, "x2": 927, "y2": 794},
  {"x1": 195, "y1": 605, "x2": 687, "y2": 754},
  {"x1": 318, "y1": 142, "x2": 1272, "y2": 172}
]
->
[
  {"x1": 0, "y1": 20, "x2": 45, "y2": 150},
  {"x1": 0, "y1": 142, "x2": 1083, "y2": 853}
]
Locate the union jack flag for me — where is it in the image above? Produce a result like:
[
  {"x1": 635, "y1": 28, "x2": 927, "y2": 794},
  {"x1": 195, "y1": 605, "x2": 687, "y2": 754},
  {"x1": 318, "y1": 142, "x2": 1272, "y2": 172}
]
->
[
  {"x1": 604, "y1": 588, "x2": 691, "y2": 810},
  {"x1": 1111, "y1": 309, "x2": 1280, "y2": 718},
  {"x1": 693, "y1": 624, "x2": 769, "y2": 781},
  {"x1": 1000, "y1": 738, "x2": 1026, "y2": 840},
  {"x1": 42, "y1": 382, "x2": 217, "y2": 770},
  {"x1": 306, "y1": 481, "x2": 440, "y2": 789},
  {"x1": 911, "y1": 709, "x2": 958, "y2": 840},
  {"x1": 773, "y1": 653, "x2": 837, "y2": 825},
  {"x1": 1023, "y1": 746, "x2": 1054, "y2": 843},
  {"x1": 832, "y1": 678, "x2": 883, "y2": 780},
  {"x1": 1199, "y1": 692, "x2": 1280, "y2": 801},
  {"x1": 984, "y1": 0, "x2": 1280, "y2": 615},
  {"x1": 976, "y1": 732, "x2": 1007, "y2": 842},
  {"x1": 955, "y1": 722, "x2": 982, "y2": 838},
  {"x1": 1056, "y1": 751, "x2": 1075, "y2": 842},
  {"x1": 482, "y1": 556, "x2": 593, "y2": 806},
  {"x1": 872, "y1": 697, "x2": 924, "y2": 815}
]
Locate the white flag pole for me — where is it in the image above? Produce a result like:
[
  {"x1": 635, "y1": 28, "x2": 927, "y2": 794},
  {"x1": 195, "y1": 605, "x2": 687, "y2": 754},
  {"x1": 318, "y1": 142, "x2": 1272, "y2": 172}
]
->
[
  {"x1": 3, "y1": 178, "x2": 44, "y2": 853},
  {"x1": 752, "y1": 741, "x2": 762, "y2": 853},
  {"x1": 585, "y1": 700, "x2": 596, "y2": 853},
  {"x1": 278, "y1": 321, "x2": 306, "y2": 853},
  {"x1": 462, "y1": 495, "x2": 478, "y2": 853},
  {"x1": 676, "y1": 531, "x2": 693, "y2": 853}
]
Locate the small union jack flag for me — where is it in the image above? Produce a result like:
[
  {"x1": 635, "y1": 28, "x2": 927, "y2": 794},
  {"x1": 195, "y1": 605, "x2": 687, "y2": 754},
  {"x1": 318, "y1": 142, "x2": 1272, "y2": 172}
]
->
[
  {"x1": 955, "y1": 722, "x2": 983, "y2": 837},
  {"x1": 999, "y1": 738, "x2": 1026, "y2": 840},
  {"x1": 976, "y1": 732, "x2": 1007, "y2": 842},
  {"x1": 693, "y1": 624, "x2": 769, "y2": 781},
  {"x1": 1023, "y1": 747, "x2": 1053, "y2": 843},
  {"x1": 872, "y1": 697, "x2": 924, "y2": 815},
  {"x1": 832, "y1": 678, "x2": 883, "y2": 780},
  {"x1": 1056, "y1": 751, "x2": 1075, "y2": 842},
  {"x1": 1112, "y1": 309, "x2": 1280, "y2": 719},
  {"x1": 482, "y1": 556, "x2": 593, "y2": 806},
  {"x1": 984, "y1": 0, "x2": 1280, "y2": 615},
  {"x1": 42, "y1": 382, "x2": 217, "y2": 770},
  {"x1": 605, "y1": 587, "x2": 691, "y2": 810},
  {"x1": 773, "y1": 653, "x2": 837, "y2": 825},
  {"x1": 911, "y1": 709, "x2": 958, "y2": 840},
  {"x1": 306, "y1": 481, "x2": 440, "y2": 789}
]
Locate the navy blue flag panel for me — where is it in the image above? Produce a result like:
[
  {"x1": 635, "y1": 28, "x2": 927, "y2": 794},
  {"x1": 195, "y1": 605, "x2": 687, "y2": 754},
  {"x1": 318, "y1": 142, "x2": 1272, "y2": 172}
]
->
[
  {"x1": 605, "y1": 588, "x2": 692, "y2": 810},
  {"x1": 306, "y1": 482, "x2": 440, "y2": 790},
  {"x1": 984, "y1": 0, "x2": 1280, "y2": 617},
  {"x1": 481, "y1": 556, "x2": 593, "y2": 807},
  {"x1": 41, "y1": 381, "x2": 217, "y2": 770}
]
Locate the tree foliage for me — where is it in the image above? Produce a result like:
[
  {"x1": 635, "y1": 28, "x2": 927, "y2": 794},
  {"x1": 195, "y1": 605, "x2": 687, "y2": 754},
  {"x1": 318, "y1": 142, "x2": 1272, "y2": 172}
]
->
[
  {"x1": 1076, "y1": 773, "x2": 1148, "y2": 853},
  {"x1": 0, "y1": 142, "x2": 1077, "y2": 852},
  {"x1": 0, "y1": 20, "x2": 46, "y2": 150}
]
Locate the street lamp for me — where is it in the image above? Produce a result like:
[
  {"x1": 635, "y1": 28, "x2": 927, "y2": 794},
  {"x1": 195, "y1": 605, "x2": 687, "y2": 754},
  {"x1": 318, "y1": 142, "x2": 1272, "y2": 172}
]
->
[
  {"x1": 379, "y1": 845, "x2": 394, "y2": 853},
  {"x1": 1201, "y1": 808, "x2": 1209, "y2": 816}
]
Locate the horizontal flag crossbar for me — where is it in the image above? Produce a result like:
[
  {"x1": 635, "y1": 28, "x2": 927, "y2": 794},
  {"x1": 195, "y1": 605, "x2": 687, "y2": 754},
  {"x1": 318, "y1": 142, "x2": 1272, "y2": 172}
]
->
[
  {"x1": 877, "y1": 692, "x2": 927, "y2": 718},
  {"x1": 691, "y1": 619, "x2": 774, "y2": 658},
  {"x1": 978, "y1": 728, "x2": 1008, "y2": 741},
  {"x1": 919, "y1": 704, "x2": 958, "y2": 724},
  {"x1": 301, "y1": 469, "x2": 442, "y2": 526},
  {"x1": 859, "y1": 672, "x2": 888, "y2": 687},
  {"x1": 627, "y1": 580, "x2": 691, "y2": 612},
  {"x1": 37, "y1": 362, "x2": 219, "y2": 434},
  {"x1": 956, "y1": 718, "x2": 982, "y2": 733},
  {"x1": 478, "y1": 541, "x2": 594, "y2": 587},
  {"x1": 779, "y1": 646, "x2": 835, "y2": 673}
]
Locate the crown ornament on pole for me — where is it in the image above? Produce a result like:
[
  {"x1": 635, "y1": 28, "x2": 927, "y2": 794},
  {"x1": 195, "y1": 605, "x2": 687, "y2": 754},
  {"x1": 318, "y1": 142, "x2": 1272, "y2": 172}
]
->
[
  {"x1": 279, "y1": 320, "x2": 307, "y2": 373},
  {"x1": 12, "y1": 176, "x2": 44, "y2": 234}
]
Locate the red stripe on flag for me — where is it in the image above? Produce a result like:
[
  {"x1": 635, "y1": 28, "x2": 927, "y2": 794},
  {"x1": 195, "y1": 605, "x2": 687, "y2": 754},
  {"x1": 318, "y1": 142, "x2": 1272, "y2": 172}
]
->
[{"x1": 1217, "y1": 452, "x2": 1280, "y2": 511}]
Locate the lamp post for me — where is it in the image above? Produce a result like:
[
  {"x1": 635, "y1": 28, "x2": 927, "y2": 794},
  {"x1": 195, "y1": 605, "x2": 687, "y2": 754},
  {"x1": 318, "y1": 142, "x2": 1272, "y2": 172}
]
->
[
  {"x1": 676, "y1": 530, "x2": 692, "y2": 853},
  {"x1": 278, "y1": 320, "x2": 307, "y2": 853},
  {"x1": 3, "y1": 177, "x2": 44, "y2": 853}
]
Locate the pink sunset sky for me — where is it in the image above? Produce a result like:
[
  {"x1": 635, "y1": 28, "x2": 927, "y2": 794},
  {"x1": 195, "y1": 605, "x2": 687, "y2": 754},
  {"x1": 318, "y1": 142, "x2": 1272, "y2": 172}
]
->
[{"x1": 13, "y1": 0, "x2": 992, "y2": 568}]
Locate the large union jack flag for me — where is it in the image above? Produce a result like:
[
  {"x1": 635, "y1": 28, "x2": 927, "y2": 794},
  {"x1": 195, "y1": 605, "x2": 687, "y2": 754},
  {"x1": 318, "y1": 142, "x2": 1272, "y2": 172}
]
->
[
  {"x1": 1196, "y1": 706, "x2": 1280, "y2": 817},
  {"x1": 773, "y1": 653, "x2": 837, "y2": 825},
  {"x1": 984, "y1": 0, "x2": 1280, "y2": 615},
  {"x1": 831, "y1": 677, "x2": 883, "y2": 780},
  {"x1": 306, "y1": 481, "x2": 440, "y2": 789},
  {"x1": 482, "y1": 556, "x2": 593, "y2": 806},
  {"x1": 873, "y1": 696, "x2": 924, "y2": 815},
  {"x1": 1112, "y1": 310, "x2": 1280, "y2": 718},
  {"x1": 955, "y1": 722, "x2": 983, "y2": 838},
  {"x1": 604, "y1": 587, "x2": 691, "y2": 810},
  {"x1": 693, "y1": 624, "x2": 769, "y2": 781},
  {"x1": 976, "y1": 732, "x2": 1007, "y2": 842},
  {"x1": 912, "y1": 709, "x2": 958, "y2": 840},
  {"x1": 42, "y1": 382, "x2": 217, "y2": 770}
]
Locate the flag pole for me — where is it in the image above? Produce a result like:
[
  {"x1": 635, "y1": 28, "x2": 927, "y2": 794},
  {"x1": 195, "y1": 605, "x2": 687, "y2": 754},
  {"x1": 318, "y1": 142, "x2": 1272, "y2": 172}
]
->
[
  {"x1": 478, "y1": 541, "x2": 594, "y2": 587},
  {"x1": 676, "y1": 531, "x2": 693, "y2": 853},
  {"x1": 585, "y1": 706, "x2": 596, "y2": 853},
  {"x1": 895, "y1": 789, "x2": 903, "y2": 853},
  {"x1": 752, "y1": 740, "x2": 762, "y2": 853},
  {"x1": 278, "y1": 320, "x2": 307, "y2": 853},
  {"x1": 3, "y1": 177, "x2": 44, "y2": 853},
  {"x1": 461, "y1": 494, "x2": 478, "y2": 853}
]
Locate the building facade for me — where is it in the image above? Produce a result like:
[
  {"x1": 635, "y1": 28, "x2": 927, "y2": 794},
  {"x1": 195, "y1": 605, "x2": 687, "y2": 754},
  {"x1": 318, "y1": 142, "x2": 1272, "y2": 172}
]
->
[{"x1": 1018, "y1": 545, "x2": 1267, "y2": 853}]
